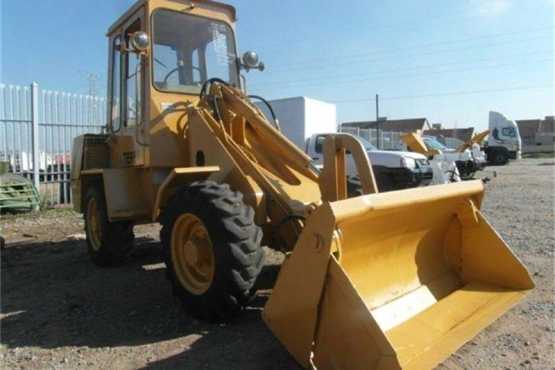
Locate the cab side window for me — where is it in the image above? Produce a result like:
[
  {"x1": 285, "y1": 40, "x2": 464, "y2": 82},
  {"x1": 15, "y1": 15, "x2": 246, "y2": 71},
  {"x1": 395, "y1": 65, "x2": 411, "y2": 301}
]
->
[
  {"x1": 110, "y1": 36, "x2": 122, "y2": 132},
  {"x1": 124, "y1": 19, "x2": 143, "y2": 127},
  {"x1": 502, "y1": 127, "x2": 515, "y2": 137}
]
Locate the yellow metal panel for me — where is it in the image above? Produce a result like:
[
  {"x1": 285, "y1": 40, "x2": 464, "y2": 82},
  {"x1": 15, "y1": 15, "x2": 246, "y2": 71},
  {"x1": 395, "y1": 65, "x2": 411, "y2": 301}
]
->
[
  {"x1": 262, "y1": 203, "x2": 337, "y2": 368},
  {"x1": 103, "y1": 168, "x2": 150, "y2": 221},
  {"x1": 71, "y1": 136, "x2": 86, "y2": 213},
  {"x1": 265, "y1": 181, "x2": 533, "y2": 370},
  {"x1": 71, "y1": 136, "x2": 85, "y2": 181},
  {"x1": 313, "y1": 258, "x2": 400, "y2": 370},
  {"x1": 387, "y1": 285, "x2": 526, "y2": 369},
  {"x1": 457, "y1": 129, "x2": 491, "y2": 152},
  {"x1": 401, "y1": 132, "x2": 437, "y2": 156}
]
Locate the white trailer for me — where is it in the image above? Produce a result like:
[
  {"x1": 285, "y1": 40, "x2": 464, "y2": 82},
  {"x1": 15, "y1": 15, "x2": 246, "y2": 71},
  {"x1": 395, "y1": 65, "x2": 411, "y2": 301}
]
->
[{"x1": 255, "y1": 96, "x2": 337, "y2": 151}]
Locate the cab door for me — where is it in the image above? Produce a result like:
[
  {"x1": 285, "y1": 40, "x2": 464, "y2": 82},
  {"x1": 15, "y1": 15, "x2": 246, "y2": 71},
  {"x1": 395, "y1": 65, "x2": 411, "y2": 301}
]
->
[{"x1": 108, "y1": 8, "x2": 149, "y2": 168}]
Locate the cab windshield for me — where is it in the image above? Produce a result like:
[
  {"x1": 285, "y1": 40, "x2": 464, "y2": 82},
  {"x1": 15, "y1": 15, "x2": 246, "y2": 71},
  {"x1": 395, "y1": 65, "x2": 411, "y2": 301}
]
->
[
  {"x1": 152, "y1": 9, "x2": 239, "y2": 94},
  {"x1": 423, "y1": 137, "x2": 447, "y2": 151}
]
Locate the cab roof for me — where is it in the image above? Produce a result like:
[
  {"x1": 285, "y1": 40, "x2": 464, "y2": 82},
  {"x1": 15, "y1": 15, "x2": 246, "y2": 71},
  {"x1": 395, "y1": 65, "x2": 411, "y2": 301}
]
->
[{"x1": 107, "y1": 0, "x2": 236, "y2": 35}]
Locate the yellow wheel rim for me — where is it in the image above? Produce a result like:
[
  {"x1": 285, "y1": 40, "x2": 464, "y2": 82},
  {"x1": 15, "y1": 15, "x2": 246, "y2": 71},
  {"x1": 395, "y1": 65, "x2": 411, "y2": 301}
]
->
[
  {"x1": 171, "y1": 213, "x2": 215, "y2": 295},
  {"x1": 86, "y1": 197, "x2": 102, "y2": 251}
]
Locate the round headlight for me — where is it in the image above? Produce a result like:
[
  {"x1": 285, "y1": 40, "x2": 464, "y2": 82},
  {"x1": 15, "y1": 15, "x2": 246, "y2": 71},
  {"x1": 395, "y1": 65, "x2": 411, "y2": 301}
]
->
[{"x1": 131, "y1": 31, "x2": 149, "y2": 52}]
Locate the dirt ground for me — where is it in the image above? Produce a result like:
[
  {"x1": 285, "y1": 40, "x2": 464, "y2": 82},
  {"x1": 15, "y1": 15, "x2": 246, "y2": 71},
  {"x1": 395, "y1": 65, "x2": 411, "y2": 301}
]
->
[{"x1": 1, "y1": 158, "x2": 553, "y2": 370}]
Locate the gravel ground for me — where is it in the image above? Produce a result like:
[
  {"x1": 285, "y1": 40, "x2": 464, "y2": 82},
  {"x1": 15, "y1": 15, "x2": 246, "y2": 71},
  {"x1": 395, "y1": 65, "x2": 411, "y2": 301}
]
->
[{"x1": 1, "y1": 158, "x2": 553, "y2": 370}]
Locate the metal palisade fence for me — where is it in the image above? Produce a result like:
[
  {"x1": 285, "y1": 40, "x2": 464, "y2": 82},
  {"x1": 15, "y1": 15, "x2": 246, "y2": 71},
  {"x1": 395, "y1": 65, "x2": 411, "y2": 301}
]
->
[
  {"x1": 340, "y1": 126, "x2": 405, "y2": 151},
  {"x1": 0, "y1": 82, "x2": 106, "y2": 206}
]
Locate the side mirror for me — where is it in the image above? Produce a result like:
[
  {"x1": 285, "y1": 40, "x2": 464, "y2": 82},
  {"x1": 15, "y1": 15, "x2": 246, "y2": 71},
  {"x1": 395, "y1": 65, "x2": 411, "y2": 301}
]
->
[
  {"x1": 130, "y1": 31, "x2": 149, "y2": 52},
  {"x1": 241, "y1": 51, "x2": 265, "y2": 72}
]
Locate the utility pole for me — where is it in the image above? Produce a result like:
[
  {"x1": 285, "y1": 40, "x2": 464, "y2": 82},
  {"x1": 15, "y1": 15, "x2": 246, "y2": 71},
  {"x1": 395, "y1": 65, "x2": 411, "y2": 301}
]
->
[
  {"x1": 87, "y1": 73, "x2": 99, "y2": 124},
  {"x1": 375, "y1": 94, "x2": 381, "y2": 149},
  {"x1": 87, "y1": 73, "x2": 99, "y2": 97}
]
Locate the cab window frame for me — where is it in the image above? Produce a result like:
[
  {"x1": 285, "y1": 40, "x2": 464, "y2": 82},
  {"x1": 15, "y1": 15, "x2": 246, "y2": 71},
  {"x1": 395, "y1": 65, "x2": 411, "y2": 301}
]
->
[
  {"x1": 123, "y1": 17, "x2": 144, "y2": 128},
  {"x1": 109, "y1": 34, "x2": 123, "y2": 133},
  {"x1": 149, "y1": 8, "x2": 241, "y2": 96}
]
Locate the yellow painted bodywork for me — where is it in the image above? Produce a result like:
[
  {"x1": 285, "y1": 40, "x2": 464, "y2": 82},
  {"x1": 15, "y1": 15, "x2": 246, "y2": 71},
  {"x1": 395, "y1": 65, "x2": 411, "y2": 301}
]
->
[
  {"x1": 457, "y1": 130, "x2": 491, "y2": 152},
  {"x1": 401, "y1": 132, "x2": 438, "y2": 157},
  {"x1": 70, "y1": 1, "x2": 534, "y2": 369}
]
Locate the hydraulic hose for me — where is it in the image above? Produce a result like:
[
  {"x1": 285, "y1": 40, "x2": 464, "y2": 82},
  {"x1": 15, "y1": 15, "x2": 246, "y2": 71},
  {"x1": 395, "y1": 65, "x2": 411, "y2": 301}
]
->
[
  {"x1": 248, "y1": 95, "x2": 280, "y2": 131},
  {"x1": 199, "y1": 78, "x2": 229, "y2": 123}
]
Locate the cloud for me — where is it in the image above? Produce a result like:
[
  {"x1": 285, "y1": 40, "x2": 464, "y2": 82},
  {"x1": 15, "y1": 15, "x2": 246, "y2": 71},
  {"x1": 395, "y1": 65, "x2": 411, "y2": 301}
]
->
[{"x1": 469, "y1": 0, "x2": 512, "y2": 16}]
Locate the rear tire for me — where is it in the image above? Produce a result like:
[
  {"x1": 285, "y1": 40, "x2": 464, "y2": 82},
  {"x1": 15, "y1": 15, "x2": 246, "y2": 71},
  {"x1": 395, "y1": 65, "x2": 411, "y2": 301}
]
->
[
  {"x1": 84, "y1": 185, "x2": 134, "y2": 267},
  {"x1": 160, "y1": 181, "x2": 264, "y2": 322}
]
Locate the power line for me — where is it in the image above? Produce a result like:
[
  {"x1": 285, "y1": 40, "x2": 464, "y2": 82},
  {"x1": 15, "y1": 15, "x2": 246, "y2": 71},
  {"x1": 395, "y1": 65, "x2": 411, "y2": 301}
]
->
[
  {"x1": 330, "y1": 85, "x2": 553, "y2": 103},
  {"x1": 249, "y1": 56, "x2": 553, "y2": 93},
  {"x1": 258, "y1": 6, "x2": 477, "y2": 50},
  {"x1": 255, "y1": 35, "x2": 552, "y2": 79},
  {"x1": 250, "y1": 49, "x2": 552, "y2": 89},
  {"x1": 264, "y1": 27, "x2": 554, "y2": 72},
  {"x1": 257, "y1": 0, "x2": 553, "y2": 54}
]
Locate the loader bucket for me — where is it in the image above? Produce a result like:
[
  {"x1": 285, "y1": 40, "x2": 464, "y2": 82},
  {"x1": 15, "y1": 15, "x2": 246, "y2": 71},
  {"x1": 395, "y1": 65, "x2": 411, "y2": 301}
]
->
[{"x1": 263, "y1": 181, "x2": 533, "y2": 370}]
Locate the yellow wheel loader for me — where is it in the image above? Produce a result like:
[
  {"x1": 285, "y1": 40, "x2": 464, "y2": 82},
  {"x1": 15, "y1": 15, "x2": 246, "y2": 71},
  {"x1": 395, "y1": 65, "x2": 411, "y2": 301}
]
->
[{"x1": 71, "y1": 1, "x2": 534, "y2": 368}]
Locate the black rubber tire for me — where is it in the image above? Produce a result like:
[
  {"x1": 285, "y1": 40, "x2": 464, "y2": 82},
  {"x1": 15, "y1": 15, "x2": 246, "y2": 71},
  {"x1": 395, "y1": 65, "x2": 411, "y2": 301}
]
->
[
  {"x1": 84, "y1": 186, "x2": 134, "y2": 267},
  {"x1": 347, "y1": 176, "x2": 363, "y2": 197},
  {"x1": 460, "y1": 171, "x2": 476, "y2": 180},
  {"x1": 494, "y1": 152, "x2": 509, "y2": 165},
  {"x1": 160, "y1": 181, "x2": 265, "y2": 322},
  {"x1": 377, "y1": 174, "x2": 396, "y2": 192}
]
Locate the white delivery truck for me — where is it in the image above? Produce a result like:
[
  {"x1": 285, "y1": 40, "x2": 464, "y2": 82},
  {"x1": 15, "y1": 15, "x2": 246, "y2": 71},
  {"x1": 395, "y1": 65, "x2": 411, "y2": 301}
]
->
[
  {"x1": 484, "y1": 111, "x2": 522, "y2": 165},
  {"x1": 256, "y1": 97, "x2": 433, "y2": 192}
]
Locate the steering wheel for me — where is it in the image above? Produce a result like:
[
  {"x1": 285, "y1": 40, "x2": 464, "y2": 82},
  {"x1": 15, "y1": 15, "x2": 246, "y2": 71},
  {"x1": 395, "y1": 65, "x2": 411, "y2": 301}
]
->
[{"x1": 162, "y1": 66, "x2": 203, "y2": 86}]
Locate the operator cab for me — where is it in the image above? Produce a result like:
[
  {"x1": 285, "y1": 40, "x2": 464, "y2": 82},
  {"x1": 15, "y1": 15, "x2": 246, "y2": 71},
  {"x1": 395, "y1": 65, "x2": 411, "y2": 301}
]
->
[{"x1": 104, "y1": 0, "x2": 264, "y2": 168}]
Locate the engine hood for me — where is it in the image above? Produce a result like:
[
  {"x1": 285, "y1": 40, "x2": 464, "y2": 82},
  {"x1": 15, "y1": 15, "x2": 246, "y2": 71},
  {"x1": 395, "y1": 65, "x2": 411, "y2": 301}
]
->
[
  {"x1": 368, "y1": 149, "x2": 427, "y2": 160},
  {"x1": 365, "y1": 149, "x2": 429, "y2": 169}
]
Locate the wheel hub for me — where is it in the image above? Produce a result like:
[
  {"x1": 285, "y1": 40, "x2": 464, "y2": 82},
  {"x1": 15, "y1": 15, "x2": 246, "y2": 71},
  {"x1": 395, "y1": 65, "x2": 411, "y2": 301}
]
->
[{"x1": 171, "y1": 213, "x2": 215, "y2": 295}]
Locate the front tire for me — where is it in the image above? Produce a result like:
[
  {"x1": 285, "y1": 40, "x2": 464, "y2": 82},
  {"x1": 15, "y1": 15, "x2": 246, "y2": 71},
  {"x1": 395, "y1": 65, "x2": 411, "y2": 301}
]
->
[
  {"x1": 494, "y1": 152, "x2": 508, "y2": 165},
  {"x1": 160, "y1": 181, "x2": 264, "y2": 322},
  {"x1": 84, "y1": 185, "x2": 134, "y2": 267}
]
